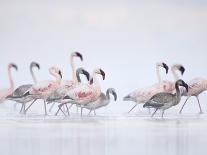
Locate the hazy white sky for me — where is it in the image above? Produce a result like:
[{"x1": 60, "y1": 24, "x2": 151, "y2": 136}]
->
[{"x1": 0, "y1": 0, "x2": 207, "y2": 113}]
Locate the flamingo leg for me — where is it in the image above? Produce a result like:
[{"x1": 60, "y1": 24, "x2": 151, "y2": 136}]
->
[
  {"x1": 19, "y1": 104, "x2": 24, "y2": 113},
  {"x1": 195, "y1": 96, "x2": 203, "y2": 114},
  {"x1": 25, "y1": 99, "x2": 37, "y2": 113},
  {"x1": 81, "y1": 107, "x2": 83, "y2": 118},
  {"x1": 59, "y1": 107, "x2": 66, "y2": 116},
  {"x1": 93, "y1": 110, "x2": 96, "y2": 116},
  {"x1": 44, "y1": 100, "x2": 47, "y2": 115},
  {"x1": 161, "y1": 110, "x2": 165, "y2": 118},
  {"x1": 65, "y1": 104, "x2": 70, "y2": 116},
  {"x1": 88, "y1": 110, "x2": 92, "y2": 116},
  {"x1": 179, "y1": 97, "x2": 190, "y2": 114},
  {"x1": 55, "y1": 103, "x2": 66, "y2": 116},
  {"x1": 148, "y1": 108, "x2": 151, "y2": 114},
  {"x1": 49, "y1": 102, "x2": 55, "y2": 112},
  {"x1": 128, "y1": 103, "x2": 138, "y2": 113},
  {"x1": 151, "y1": 109, "x2": 158, "y2": 117},
  {"x1": 76, "y1": 105, "x2": 79, "y2": 113}
]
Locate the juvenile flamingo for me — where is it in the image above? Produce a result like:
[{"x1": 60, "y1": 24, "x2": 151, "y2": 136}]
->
[
  {"x1": 179, "y1": 77, "x2": 207, "y2": 114},
  {"x1": 123, "y1": 62, "x2": 169, "y2": 113},
  {"x1": 143, "y1": 79, "x2": 188, "y2": 118},
  {"x1": 56, "y1": 68, "x2": 105, "y2": 116},
  {"x1": 0, "y1": 63, "x2": 18, "y2": 103},
  {"x1": 6, "y1": 62, "x2": 40, "y2": 112},
  {"x1": 84, "y1": 88, "x2": 117, "y2": 115},
  {"x1": 23, "y1": 66, "x2": 62, "y2": 115}
]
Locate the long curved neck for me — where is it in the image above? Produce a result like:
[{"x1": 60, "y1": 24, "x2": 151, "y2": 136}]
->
[
  {"x1": 70, "y1": 55, "x2": 77, "y2": 83},
  {"x1": 171, "y1": 67, "x2": 179, "y2": 81},
  {"x1": 8, "y1": 67, "x2": 14, "y2": 89},
  {"x1": 156, "y1": 65, "x2": 161, "y2": 83},
  {"x1": 174, "y1": 84, "x2": 181, "y2": 105},
  {"x1": 106, "y1": 90, "x2": 110, "y2": 100},
  {"x1": 30, "y1": 66, "x2": 37, "y2": 84},
  {"x1": 91, "y1": 72, "x2": 101, "y2": 91}
]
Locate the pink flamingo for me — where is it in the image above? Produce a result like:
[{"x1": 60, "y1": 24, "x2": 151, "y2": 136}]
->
[
  {"x1": 123, "y1": 62, "x2": 169, "y2": 113},
  {"x1": 23, "y1": 66, "x2": 62, "y2": 115},
  {"x1": 179, "y1": 78, "x2": 207, "y2": 114},
  {"x1": 0, "y1": 63, "x2": 18, "y2": 103},
  {"x1": 56, "y1": 68, "x2": 105, "y2": 116}
]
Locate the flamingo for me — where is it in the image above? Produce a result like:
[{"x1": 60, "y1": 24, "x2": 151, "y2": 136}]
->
[
  {"x1": 0, "y1": 63, "x2": 18, "y2": 103},
  {"x1": 123, "y1": 62, "x2": 169, "y2": 113},
  {"x1": 46, "y1": 68, "x2": 90, "y2": 114},
  {"x1": 179, "y1": 77, "x2": 207, "y2": 114},
  {"x1": 23, "y1": 66, "x2": 62, "y2": 115},
  {"x1": 143, "y1": 79, "x2": 188, "y2": 118},
  {"x1": 83, "y1": 88, "x2": 117, "y2": 115},
  {"x1": 6, "y1": 62, "x2": 40, "y2": 112},
  {"x1": 56, "y1": 68, "x2": 105, "y2": 116}
]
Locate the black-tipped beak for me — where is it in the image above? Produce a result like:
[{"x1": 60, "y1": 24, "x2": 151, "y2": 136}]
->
[
  {"x1": 112, "y1": 91, "x2": 117, "y2": 101},
  {"x1": 82, "y1": 69, "x2": 90, "y2": 81},
  {"x1": 100, "y1": 69, "x2": 105, "y2": 80},
  {"x1": 35, "y1": 63, "x2": 40, "y2": 70},
  {"x1": 183, "y1": 82, "x2": 189, "y2": 93},
  {"x1": 58, "y1": 70, "x2": 62, "y2": 79},
  {"x1": 90, "y1": 78, "x2": 93, "y2": 84},
  {"x1": 75, "y1": 52, "x2": 83, "y2": 61},
  {"x1": 162, "y1": 63, "x2": 169, "y2": 74},
  {"x1": 11, "y1": 64, "x2": 18, "y2": 71},
  {"x1": 179, "y1": 66, "x2": 185, "y2": 75}
]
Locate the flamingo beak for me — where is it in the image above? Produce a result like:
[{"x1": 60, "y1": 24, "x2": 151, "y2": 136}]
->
[
  {"x1": 58, "y1": 70, "x2": 62, "y2": 79},
  {"x1": 112, "y1": 91, "x2": 117, "y2": 101},
  {"x1": 183, "y1": 82, "x2": 189, "y2": 92},
  {"x1": 162, "y1": 63, "x2": 169, "y2": 74},
  {"x1": 100, "y1": 69, "x2": 105, "y2": 80},
  {"x1": 179, "y1": 66, "x2": 185, "y2": 75},
  {"x1": 35, "y1": 63, "x2": 40, "y2": 70},
  {"x1": 90, "y1": 78, "x2": 93, "y2": 84},
  {"x1": 11, "y1": 64, "x2": 18, "y2": 71},
  {"x1": 75, "y1": 52, "x2": 83, "y2": 61}
]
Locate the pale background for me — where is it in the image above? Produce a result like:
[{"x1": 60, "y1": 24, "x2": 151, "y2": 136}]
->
[{"x1": 0, "y1": 0, "x2": 207, "y2": 114}]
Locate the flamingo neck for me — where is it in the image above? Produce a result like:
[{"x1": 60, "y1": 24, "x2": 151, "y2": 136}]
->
[
  {"x1": 174, "y1": 84, "x2": 181, "y2": 105},
  {"x1": 70, "y1": 56, "x2": 77, "y2": 83},
  {"x1": 92, "y1": 72, "x2": 101, "y2": 95},
  {"x1": 156, "y1": 65, "x2": 161, "y2": 83},
  {"x1": 8, "y1": 67, "x2": 14, "y2": 90},
  {"x1": 171, "y1": 67, "x2": 179, "y2": 81},
  {"x1": 106, "y1": 90, "x2": 110, "y2": 100},
  {"x1": 30, "y1": 66, "x2": 37, "y2": 84}
]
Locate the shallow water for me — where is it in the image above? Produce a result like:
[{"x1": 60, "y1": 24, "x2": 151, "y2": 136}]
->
[{"x1": 0, "y1": 110, "x2": 207, "y2": 155}]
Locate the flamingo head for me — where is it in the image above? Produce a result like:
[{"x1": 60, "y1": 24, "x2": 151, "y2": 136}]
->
[
  {"x1": 95, "y1": 68, "x2": 105, "y2": 80},
  {"x1": 176, "y1": 79, "x2": 188, "y2": 92},
  {"x1": 9, "y1": 63, "x2": 18, "y2": 71},
  {"x1": 157, "y1": 62, "x2": 169, "y2": 74},
  {"x1": 172, "y1": 64, "x2": 185, "y2": 75},
  {"x1": 72, "y1": 51, "x2": 83, "y2": 61},
  {"x1": 107, "y1": 88, "x2": 117, "y2": 101},
  {"x1": 49, "y1": 66, "x2": 62, "y2": 79},
  {"x1": 30, "y1": 62, "x2": 40, "y2": 70}
]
